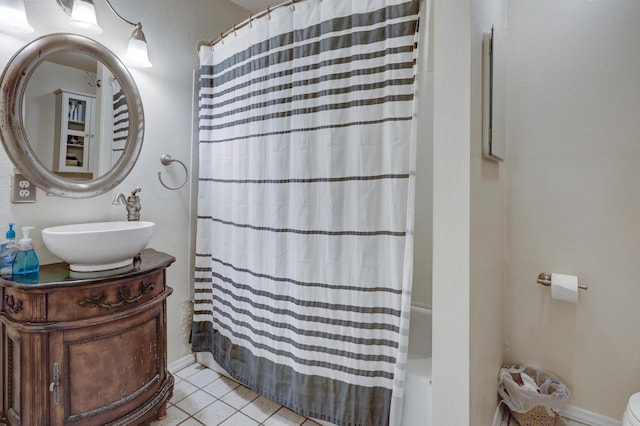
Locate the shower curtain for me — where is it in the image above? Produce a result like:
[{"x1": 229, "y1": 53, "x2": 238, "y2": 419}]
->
[
  {"x1": 192, "y1": 1, "x2": 422, "y2": 424},
  {"x1": 111, "y1": 78, "x2": 127, "y2": 164}
]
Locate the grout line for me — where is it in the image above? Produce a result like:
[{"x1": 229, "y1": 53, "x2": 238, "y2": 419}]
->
[{"x1": 169, "y1": 363, "x2": 313, "y2": 426}]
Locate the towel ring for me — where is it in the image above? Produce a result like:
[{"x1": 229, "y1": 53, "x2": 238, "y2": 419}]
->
[{"x1": 157, "y1": 154, "x2": 188, "y2": 190}]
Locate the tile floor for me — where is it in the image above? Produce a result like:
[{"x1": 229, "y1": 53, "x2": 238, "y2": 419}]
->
[
  {"x1": 149, "y1": 363, "x2": 322, "y2": 426},
  {"x1": 155, "y1": 364, "x2": 592, "y2": 426}
]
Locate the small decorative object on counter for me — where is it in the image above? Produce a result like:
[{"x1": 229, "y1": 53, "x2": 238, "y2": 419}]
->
[
  {"x1": 0, "y1": 222, "x2": 17, "y2": 276},
  {"x1": 498, "y1": 364, "x2": 571, "y2": 426},
  {"x1": 12, "y1": 226, "x2": 39, "y2": 275}
]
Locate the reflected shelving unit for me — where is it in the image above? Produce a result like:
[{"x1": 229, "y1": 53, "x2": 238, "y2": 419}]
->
[{"x1": 53, "y1": 89, "x2": 95, "y2": 177}]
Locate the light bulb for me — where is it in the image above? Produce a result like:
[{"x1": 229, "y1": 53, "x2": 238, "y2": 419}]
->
[
  {"x1": 70, "y1": 0, "x2": 102, "y2": 35},
  {"x1": 125, "y1": 26, "x2": 152, "y2": 68}
]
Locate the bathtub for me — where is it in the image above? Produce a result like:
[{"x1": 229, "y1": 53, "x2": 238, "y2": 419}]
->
[
  {"x1": 403, "y1": 305, "x2": 432, "y2": 426},
  {"x1": 195, "y1": 305, "x2": 433, "y2": 426}
]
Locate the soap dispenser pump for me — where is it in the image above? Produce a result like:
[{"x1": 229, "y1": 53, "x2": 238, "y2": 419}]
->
[{"x1": 12, "y1": 226, "x2": 39, "y2": 275}]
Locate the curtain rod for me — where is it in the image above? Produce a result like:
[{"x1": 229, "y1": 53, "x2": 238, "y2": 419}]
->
[{"x1": 196, "y1": 0, "x2": 305, "y2": 54}]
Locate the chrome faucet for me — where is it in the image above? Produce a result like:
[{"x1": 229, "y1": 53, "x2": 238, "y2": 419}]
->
[{"x1": 112, "y1": 187, "x2": 142, "y2": 221}]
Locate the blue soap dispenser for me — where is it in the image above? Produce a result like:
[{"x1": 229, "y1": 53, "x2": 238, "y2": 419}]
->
[
  {"x1": 0, "y1": 223, "x2": 17, "y2": 276},
  {"x1": 12, "y1": 226, "x2": 39, "y2": 275}
]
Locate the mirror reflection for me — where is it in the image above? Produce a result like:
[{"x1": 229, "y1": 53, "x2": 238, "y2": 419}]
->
[
  {"x1": 24, "y1": 51, "x2": 127, "y2": 182},
  {"x1": 0, "y1": 33, "x2": 143, "y2": 198}
]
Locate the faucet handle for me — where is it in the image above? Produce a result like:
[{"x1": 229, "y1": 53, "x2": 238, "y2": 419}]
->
[{"x1": 130, "y1": 187, "x2": 141, "y2": 196}]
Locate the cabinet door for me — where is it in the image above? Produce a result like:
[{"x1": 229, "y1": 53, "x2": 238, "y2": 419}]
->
[
  {"x1": 54, "y1": 91, "x2": 95, "y2": 174},
  {"x1": 48, "y1": 304, "x2": 168, "y2": 426},
  {"x1": 2, "y1": 325, "x2": 51, "y2": 426}
]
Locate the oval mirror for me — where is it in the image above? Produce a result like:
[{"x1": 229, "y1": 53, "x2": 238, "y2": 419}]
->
[{"x1": 0, "y1": 33, "x2": 143, "y2": 198}]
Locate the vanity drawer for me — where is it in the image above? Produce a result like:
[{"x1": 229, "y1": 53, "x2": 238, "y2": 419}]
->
[
  {"x1": 46, "y1": 270, "x2": 167, "y2": 322},
  {"x1": 1, "y1": 271, "x2": 166, "y2": 323}
]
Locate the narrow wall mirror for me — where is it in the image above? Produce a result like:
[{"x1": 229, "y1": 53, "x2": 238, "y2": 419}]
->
[
  {"x1": 0, "y1": 33, "x2": 144, "y2": 198},
  {"x1": 482, "y1": 26, "x2": 505, "y2": 162}
]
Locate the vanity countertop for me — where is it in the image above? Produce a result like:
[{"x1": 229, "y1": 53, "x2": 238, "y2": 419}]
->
[{"x1": 0, "y1": 248, "x2": 175, "y2": 289}]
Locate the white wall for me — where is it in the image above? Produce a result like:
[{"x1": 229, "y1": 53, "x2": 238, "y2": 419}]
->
[
  {"x1": 413, "y1": 1, "x2": 434, "y2": 309},
  {"x1": 432, "y1": 0, "x2": 471, "y2": 423},
  {"x1": 469, "y1": 0, "x2": 507, "y2": 423},
  {"x1": 432, "y1": 0, "x2": 507, "y2": 423},
  {"x1": 0, "y1": 0, "x2": 248, "y2": 363},
  {"x1": 506, "y1": 0, "x2": 640, "y2": 419}
]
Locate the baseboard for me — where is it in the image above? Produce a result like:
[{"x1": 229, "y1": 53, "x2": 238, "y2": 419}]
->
[
  {"x1": 559, "y1": 405, "x2": 621, "y2": 426},
  {"x1": 411, "y1": 301, "x2": 432, "y2": 310},
  {"x1": 168, "y1": 354, "x2": 196, "y2": 373},
  {"x1": 494, "y1": 404, "x2": 620, "y2": 426}
]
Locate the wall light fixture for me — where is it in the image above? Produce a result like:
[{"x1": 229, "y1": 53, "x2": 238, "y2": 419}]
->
[
  {"x1": 68, "y1": 0, "x2": 102, "y2": 35},
  {"x1": 0, "y1": 0, "x2": 151, "y2": 68},
  {"x1": 56, "y1": 0, "x2": 152, "y2": 68}
]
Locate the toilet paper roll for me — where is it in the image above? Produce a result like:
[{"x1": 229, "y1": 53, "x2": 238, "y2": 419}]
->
[{"x1": 551, "y1": 273, "x2": 579, "y2": 303}]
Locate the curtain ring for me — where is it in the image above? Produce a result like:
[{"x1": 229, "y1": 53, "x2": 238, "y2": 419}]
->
[
  {"x1": 289, "y1": 0, "x2": 295, "y2": 11},
  {"x1": 267, "y1": 5, "x2": 272, "y2": 19},
  {"x1": 233, "y1": 24, "x2": 238, "y2": 36},
  {"x1": 249, "y1": 15, "x2": 253, "y2": 28}
]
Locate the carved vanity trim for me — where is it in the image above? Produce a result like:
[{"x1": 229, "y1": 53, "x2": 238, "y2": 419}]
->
[
  {"x1": 78, "y1": 281, "x2": 156, "y2": 309},
  {"x1": 4, "y1": 295, "x2": 23, "y2": 315}
]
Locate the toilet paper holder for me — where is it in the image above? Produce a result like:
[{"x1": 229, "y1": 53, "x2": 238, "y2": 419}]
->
[{"x1": 537, "y1": 272, "x2": 589, "y2": 290}]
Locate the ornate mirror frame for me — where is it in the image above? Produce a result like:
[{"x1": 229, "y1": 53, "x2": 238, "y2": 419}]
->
[{"x1": 0, "y1": 33, "x2": 144, "y2": 198}]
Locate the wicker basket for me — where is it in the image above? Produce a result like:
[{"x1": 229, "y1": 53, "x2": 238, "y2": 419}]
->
[{"x1": 510, "y1": 405, "x2": 556, "y2": 426}]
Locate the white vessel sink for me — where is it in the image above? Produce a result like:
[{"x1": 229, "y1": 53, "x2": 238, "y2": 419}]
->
[{"x1": 42, "y1": 221, "x2": 155, "y2": 272}]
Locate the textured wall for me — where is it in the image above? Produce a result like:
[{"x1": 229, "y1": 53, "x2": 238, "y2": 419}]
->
[
  {"x1": 506, "y1": 0, "x2": 640, "y2": 419},
  {"x1": 469, "y1": 0, "x2": 507, "y2": 423},
  {"x1": 413, "y1": 2, "x2": 434, "y2": 309},
  {"x1": 432, "y1": 0, "x2": 472, "y2": 423},
  {"x1": 432, "y1": 0, "x2": 507, "y2": 423}
]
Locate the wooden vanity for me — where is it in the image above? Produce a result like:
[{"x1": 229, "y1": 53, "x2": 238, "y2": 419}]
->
[{"x1": 0, "y1": 249, "x2": 174, "y2": 426}]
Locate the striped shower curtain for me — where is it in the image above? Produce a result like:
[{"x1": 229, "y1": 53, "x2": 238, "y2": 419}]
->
[
  {"x1": 192, "y1": 1, "x2": 422, "y2": 424},
  {"x1": 111, "y1": 78, "x2": 128, "y2": 164}
]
